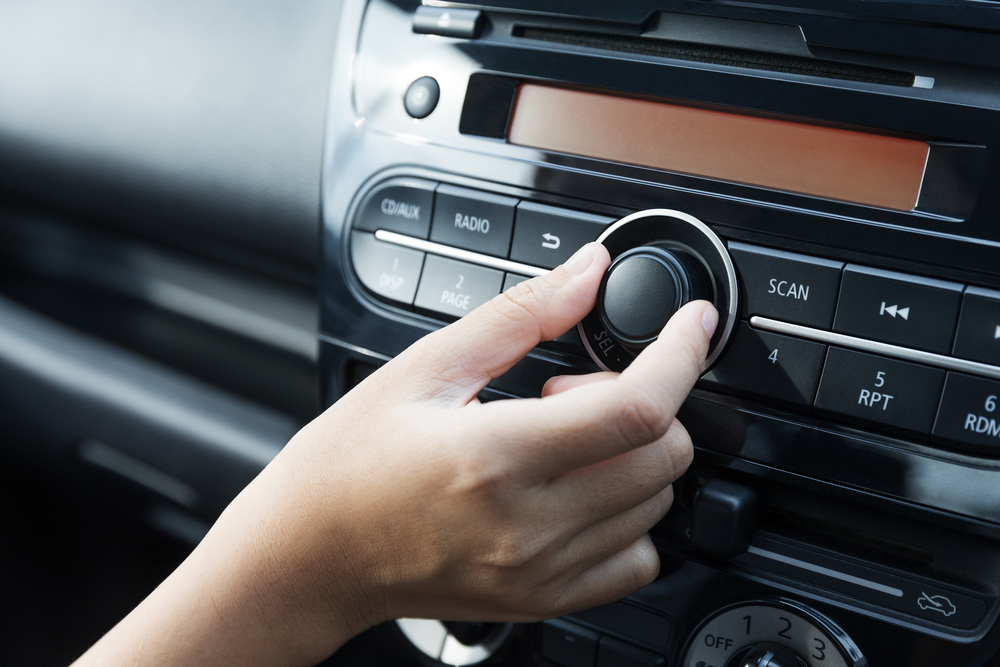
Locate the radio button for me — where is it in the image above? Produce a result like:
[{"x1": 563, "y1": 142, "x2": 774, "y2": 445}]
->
[
  {"x1": 933, "y1": 373, "x2": 1000, "y2": 455},
  {"x1": 354, "y1": 179, "x2": 435, "y2": 239},
  {"x1": 510, "y1": 202, "x2": 613, "y2": 269},
  {"x1": 350, "y1": 231, "x2": 424, "y2": 305},
  {"x1": 414, "y1": 255, "x2": 503, "y2": 318},
  {"x1": 729, "y1": 242, "x2": 843, "y2": 329},
  {"x1": 953, "y1": 286, "x2": 1000, "y2": 365},
  {"x1": 833, "y1": 265, "x2": 963, "y2": 353},
  {"x1": 814, "y1": 348, "x2": 945, "y2": 439},
  {"x1": 430, "y1": 184, "x2": 516, "y2": 258},
  {"x1": 700, "y1": 323, "x2": 826, "y2": 408}
]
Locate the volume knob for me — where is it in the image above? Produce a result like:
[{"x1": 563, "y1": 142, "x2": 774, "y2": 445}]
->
[
  {"x1": 599, "y1": 246, "x2": 712, "y2": 347},
  {"x1": 578, "y1": 209, "x2": 738, "y2": 372}
]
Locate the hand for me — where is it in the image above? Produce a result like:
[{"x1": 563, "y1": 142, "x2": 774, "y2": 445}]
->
[{"x1": 73, "y1": 242, "x2": 718, "y2": 667}]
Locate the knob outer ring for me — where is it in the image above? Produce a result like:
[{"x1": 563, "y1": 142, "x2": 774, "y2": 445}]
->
[{"x1": 578, "y1": 209, "x2": 739, "y2": 373}]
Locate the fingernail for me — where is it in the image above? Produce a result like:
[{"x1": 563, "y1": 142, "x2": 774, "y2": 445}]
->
[
  {"x1": 563, "y1": 243, "x2": 597, "y2": 276},
  {"x1": 701, "y1": 305, "x2": 719, "y2": 338}
]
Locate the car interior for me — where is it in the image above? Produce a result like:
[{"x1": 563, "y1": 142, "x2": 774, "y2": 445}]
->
[{"x1": 2, "y1": 1, "x2": 1000, "y2": 666}]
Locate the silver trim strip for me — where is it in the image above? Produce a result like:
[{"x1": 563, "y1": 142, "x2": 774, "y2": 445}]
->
[
  {"x1": 374, "y1": 230, "x2": 547, "y2": 278},
  {"x1": 747, "y1": 546, "x2": 905, "y2": 598},
  {"x1": 751, "y1": 316, "x2": 1000, "y2": 380}
]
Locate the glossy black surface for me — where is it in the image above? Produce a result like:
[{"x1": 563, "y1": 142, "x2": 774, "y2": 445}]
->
[
  {"x1": 700, "y1": 323, "x2": 826, "y2": 409},
  {"x1": 319, "y1": 1, "x2": 1000, "y2": 665}
]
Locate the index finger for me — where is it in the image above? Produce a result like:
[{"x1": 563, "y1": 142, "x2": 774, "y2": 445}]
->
[{"x1": 471, "y1": 300, "x2": 718, "y2": 481}]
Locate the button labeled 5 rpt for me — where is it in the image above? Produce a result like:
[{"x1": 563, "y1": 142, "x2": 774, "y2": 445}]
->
[{"x1": 814, "y1": 348, "x2": 945, "y2": 439}]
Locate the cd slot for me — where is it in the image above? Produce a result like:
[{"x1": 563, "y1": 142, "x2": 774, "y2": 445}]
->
[{"x1": 512, "y1": 25, "x2": 915, "y2": 88}]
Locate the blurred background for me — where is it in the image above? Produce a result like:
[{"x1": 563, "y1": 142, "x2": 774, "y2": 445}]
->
[{"x1": 0, "y1": 1, "x2": 345, "y2": 661}]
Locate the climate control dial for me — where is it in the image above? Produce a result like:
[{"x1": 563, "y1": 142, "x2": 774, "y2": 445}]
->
[{"x1": 683, "y1": 601, "x2": 866, "y2": 667}]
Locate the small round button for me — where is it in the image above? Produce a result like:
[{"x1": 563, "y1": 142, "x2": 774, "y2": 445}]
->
[{"x1": 404, "y1": 76, "x2": 440, "y2": 119}]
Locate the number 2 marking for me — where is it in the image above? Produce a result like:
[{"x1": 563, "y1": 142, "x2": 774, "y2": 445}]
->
[
  {"x1": 455, "y1": 275, "x2": 465, "y2": 290},
  {"x1": 777, "y1": 617, "x2": 793, "y2": 639}
]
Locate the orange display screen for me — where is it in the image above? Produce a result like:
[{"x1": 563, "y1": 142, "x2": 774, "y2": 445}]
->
[{"x1": 507, "y1": 84, "x2": 929, "y2": 211}]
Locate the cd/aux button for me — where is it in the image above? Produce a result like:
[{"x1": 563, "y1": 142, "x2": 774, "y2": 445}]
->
[
  {"x1": 414, "y1": 255, "x2": 503, "y2": 318},
  {"x1": 354, "y1": 178, "x2": 435, "y2": 239},
  {"x1": 833, "y1": 265, "x2": 963, "y2": 354},
  {"x1": 728, "y1": 242, "x2": 843, "y2": 329},
  {"x1": 814, "y1": 348, "x2": 945, "y2": 439},
  {"x1": 430, "y1": 184, "x2": 516, "y2": 258}
]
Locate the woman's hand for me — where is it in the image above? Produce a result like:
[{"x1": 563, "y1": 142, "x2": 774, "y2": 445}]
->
[{"x1": 73, "y1": 242, "x2": 718, "y2": 667}]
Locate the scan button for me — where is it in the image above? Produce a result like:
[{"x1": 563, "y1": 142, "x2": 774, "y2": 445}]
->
[
  {"x1": 814, "y1": 348, "x2": 945, "y2": 439},
  {"x1": 729, "y1": 242, "x2": 843, "y2": 329},
  {"x1": 430, "y1": 184, "x2": 516, "y2": 258},
  {"x1": 414, "y1": 255, "x2": 503, "y2": 318},
  {"x1": 833, "y1": 265, "x2": 963, "y2": 353}
]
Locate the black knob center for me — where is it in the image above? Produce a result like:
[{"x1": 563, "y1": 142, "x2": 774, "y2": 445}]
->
[
  {"x1": 730, "y1": 642, "x2": 808, "y2": 667},
  {"x1": 599, "y1": 246, "x2": 711, "y2": 347}
]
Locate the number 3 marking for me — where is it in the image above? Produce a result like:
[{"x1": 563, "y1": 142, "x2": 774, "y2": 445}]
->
[{"x1": 812, "y1": 637, "x2": 826, "y2": 661}]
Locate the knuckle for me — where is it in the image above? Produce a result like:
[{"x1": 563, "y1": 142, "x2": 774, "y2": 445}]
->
[
  {"x1": 613, "y1": 387, "x2": 669, "y2": 448},
  {"x1": 670, "y1": 421, "x2": 695, "y2": 473},
  {"x1": 629, "y1": 546, "x2": 660, "y2": 589}
]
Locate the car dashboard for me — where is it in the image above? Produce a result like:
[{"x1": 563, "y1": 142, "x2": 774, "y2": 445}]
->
[{"x1": 3, "y1": 1, "x2": 1000, "y2": 666}]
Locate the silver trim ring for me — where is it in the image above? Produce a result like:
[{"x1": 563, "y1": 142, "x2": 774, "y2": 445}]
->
[{"x1": 578, "y1": 209, "x2": 739, "y2": 372}]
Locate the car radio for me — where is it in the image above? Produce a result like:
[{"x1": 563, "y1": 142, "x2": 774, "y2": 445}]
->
[{"x1": 319, "y1": 1, "x2": 1000, "y2": 665}]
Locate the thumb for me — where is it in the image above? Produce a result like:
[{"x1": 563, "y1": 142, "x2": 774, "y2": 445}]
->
[{"x1": 397, "y1": 242, "x2": 610, "y2": 402}]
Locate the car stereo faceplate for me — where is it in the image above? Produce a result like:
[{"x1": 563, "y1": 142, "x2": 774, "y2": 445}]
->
[{"x1": 319, "y1": 1, "x2": 1000, "y2": 665}]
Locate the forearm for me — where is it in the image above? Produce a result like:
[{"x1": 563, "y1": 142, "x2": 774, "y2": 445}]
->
[{"x1": 72, "y1": 468, "x2": 368, "y2": 667}]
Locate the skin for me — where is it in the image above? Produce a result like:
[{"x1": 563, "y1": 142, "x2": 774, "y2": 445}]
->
[{"x1": 72, "y1": 242, "x2": 718, "y2": 667}]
